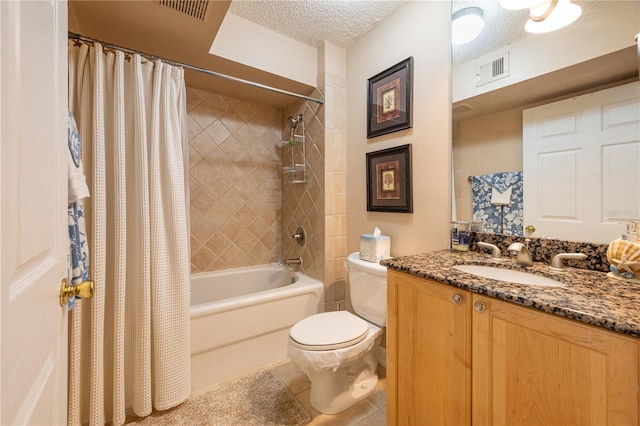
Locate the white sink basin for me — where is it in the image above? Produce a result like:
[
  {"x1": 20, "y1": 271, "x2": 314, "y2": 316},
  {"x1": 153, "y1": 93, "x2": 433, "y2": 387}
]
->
[{"x1": 453, "y1": 264, "x2": 567, "y2": 288}]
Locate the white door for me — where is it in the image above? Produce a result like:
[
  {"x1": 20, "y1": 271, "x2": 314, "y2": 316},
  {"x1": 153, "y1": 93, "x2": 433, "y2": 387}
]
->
[
  {"x1": 523, "y1": 82, "x2": 640, "y2": 243},
  {"x1": 1, "y1": 1, "x2": 68, "y2": 424}
]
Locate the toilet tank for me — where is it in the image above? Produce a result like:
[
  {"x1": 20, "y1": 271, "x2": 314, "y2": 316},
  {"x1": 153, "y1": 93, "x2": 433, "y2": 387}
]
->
[{"x1": 346, "y1": 252, "x2": 387, "y2": 327}]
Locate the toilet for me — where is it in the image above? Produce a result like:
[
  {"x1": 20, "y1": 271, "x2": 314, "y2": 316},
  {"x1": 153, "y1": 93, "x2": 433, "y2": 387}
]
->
[{"x1": 287, "y1": 252, "x2": 387, "y2": 414}]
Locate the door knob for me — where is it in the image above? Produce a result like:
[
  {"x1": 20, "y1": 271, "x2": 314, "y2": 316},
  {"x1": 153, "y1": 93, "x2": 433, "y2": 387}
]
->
[{"x1": 59, "y1": 278, "x2": 94, "y2": 306}]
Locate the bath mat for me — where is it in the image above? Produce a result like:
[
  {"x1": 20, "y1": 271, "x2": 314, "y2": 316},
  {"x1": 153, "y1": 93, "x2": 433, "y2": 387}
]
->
[{"x1": 131, "y1": 369, "x2": 311, "y2": 426}]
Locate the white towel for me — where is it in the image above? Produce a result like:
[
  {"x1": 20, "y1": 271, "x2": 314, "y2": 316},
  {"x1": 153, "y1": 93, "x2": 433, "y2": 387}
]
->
[{"x1": 491, "y1": 186, "x2": 512, "y2": 205}]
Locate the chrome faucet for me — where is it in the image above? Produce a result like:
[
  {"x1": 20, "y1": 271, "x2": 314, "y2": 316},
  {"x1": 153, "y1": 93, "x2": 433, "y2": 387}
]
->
[
  {"x1": 279, "y1": 257, "x2": 303, "y2": 267},
  {"x1": 507, "y1": 241, "x2": 533, "y2": 267},
  {"x1": 549, "y1": 253, "x2": 587, "y2": 271},
  {"x1": 477, "y1": 242, "x2": 502, "y2": 259}
]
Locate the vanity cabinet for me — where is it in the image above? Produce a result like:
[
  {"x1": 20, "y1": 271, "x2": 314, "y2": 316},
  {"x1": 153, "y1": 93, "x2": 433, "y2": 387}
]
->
[
  {"x1": 387, "y1": 270, "x2": 471, "y2": 425},
  {"x1": 387, "y1": 269, "x2": 640, "y2": 425},
  {"x1": 472, "y1": 294, "x2": 638, "y2": 425}
]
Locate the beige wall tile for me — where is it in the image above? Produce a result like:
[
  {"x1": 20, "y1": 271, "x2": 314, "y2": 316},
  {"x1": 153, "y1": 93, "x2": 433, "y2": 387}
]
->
[{"x1": 187, "y1": 87, "x2": 282, "y2": 272}]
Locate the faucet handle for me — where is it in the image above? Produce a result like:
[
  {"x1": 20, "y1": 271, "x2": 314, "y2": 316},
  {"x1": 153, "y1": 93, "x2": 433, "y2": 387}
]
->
[
  {"x1": 549, "y1": 253, "x2": 587, "y2": 271},
  {"x1": 291, "y1": 226, "x2": 306, "y2": 246},
  {"x1": 477, "y1": 241, "x2": 502, "y2": 259},
  {"x1": 507, "y1": 242, "x2": 524, "y2": 252}
]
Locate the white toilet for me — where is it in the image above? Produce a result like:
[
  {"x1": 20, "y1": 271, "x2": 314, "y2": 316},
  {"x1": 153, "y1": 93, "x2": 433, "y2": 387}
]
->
[{"x1": 287, "y1": 252, "x2": 387, "y2": 414}]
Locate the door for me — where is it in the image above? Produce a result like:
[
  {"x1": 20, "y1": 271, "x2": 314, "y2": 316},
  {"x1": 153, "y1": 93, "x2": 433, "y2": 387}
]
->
[
  {"x1": 1, "y1": 1, "x2": 68, "y2": 424},
  {"x1": 523, "y1": 81, "x2": 640, "y2": 243},
  {"x1": 472, "y1": 295, "x2": 639, "y2": 425}
]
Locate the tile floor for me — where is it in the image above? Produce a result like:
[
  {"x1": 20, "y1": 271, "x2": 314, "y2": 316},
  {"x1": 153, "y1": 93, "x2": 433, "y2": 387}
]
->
[
  {"x1": 269, "y1": 359, "x2": 387, "y2": 426},
  {"x1": 127, "y1": 359, "x2": 387, "y2": 425}
]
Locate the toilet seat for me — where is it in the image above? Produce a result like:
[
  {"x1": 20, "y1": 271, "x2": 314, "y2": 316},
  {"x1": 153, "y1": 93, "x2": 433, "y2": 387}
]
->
[{"x1": 289, "y1": 311, "x2": 369, "y2": 351}]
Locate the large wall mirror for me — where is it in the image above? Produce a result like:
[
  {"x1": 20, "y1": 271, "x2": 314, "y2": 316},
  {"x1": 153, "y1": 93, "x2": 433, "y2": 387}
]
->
[{"x1": 451, "y1": 0, "x2": 640, "y2": 244}]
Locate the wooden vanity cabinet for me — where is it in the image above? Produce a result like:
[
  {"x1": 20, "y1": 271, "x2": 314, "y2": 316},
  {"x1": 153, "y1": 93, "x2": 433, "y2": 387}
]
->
[
  {"x1": 472, "y1": 295, "x2": 639, "y2": 425},
  {"x1": 387, "y1": 269, "x2": 472, "y2": 426},
  {"x1": 387, "y1": 269, "x2": 640, "y2": 426}
]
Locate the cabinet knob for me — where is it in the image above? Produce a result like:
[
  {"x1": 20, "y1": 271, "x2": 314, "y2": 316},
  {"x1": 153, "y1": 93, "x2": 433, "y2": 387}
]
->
[
  {"x1": 474, "y1": 301, "x2": 486, "y2": 312},
  {"x1": 452, "y1": 293, "x2": 463, "y2": 305}
]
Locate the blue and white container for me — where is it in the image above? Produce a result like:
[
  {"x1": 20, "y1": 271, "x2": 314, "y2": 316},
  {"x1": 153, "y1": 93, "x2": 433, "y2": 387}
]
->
[
  {"x1": 360, "y1": 228, "x2": 391, "y2": 262},
  {"x1": 451, "y1": 221, "x2": 470, "y2": 252}
]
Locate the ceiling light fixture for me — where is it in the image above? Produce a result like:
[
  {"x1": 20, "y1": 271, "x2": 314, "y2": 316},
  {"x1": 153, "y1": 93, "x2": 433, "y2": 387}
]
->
[
  {"x1": 525, "y1": 0, "x2": 582, "y2": 33},
  {"x1": 500, "y1": 0, "x2": 582, "y2": 34},
  {"x1": 452, "y1": 7, "x2": 484, "y2": 45}
]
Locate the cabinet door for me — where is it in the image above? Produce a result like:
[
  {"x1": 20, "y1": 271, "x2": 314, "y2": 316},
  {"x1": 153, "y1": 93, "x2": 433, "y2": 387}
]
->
[
  {"x1": 387, "y1": 270, "x2": 471, "y2": 426},
  {"x1": 472, "y1": 295, "x2": 639, "y2": 425}
]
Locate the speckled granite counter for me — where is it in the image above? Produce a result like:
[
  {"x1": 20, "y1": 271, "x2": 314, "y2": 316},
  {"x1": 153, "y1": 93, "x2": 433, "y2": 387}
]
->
[{"x1": 381, "y1": 250, "x2": 640, "y2": 338}]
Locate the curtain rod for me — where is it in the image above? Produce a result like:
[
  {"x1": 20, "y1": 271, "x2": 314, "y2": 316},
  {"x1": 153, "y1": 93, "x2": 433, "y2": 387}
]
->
[{"x1": 68, "y1": 32, "x2": 324, "y2": 105}]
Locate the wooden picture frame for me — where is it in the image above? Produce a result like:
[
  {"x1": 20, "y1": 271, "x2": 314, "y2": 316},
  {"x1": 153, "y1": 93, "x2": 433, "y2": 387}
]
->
[
  {"x1": 366, "y1": 144, "x2": 413, "y2": 213},
  {"x1": 366, "y1": 57, "x2": 413, "y2": 139}
]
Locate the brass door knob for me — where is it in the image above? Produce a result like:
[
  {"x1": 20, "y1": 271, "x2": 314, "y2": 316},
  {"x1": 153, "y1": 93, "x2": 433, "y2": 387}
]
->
[{"x1": 60, "y1": 278, "x2": 94, "y2": 306}]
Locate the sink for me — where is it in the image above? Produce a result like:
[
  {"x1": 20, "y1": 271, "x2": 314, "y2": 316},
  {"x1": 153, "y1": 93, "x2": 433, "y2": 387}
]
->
[{"x1": 453, "y1": 264, "x2": 567, "y2": 287}]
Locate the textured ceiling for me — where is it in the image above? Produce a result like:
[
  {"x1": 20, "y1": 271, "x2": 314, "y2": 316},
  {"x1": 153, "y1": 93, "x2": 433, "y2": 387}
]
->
[
  {"x1": 229, "y1": 0, "x2": 409, "y2": 48},
  {"x1": 452, "y1": 0, "x2": 608, "y2": 65},
  {"x1": 230, "y1": 0, "x2": 608, "y2": 65}
]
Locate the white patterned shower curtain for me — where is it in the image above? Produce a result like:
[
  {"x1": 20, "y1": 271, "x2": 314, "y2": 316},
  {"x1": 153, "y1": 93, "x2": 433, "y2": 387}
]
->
[{"x1": 68, "y1": 41, "x2": 191, "y2": 425}]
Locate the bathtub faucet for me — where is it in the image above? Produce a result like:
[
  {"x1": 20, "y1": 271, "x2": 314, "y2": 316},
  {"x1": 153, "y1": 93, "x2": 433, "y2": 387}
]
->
[{"x1": 279, "y1": 257, "x2": 303, "y2": 267}]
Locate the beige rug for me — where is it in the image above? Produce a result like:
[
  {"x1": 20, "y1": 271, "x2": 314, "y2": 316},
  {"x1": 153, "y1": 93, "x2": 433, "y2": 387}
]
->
[{"x1": 132, "y1": 369, "x2": 311, "y2": 425}]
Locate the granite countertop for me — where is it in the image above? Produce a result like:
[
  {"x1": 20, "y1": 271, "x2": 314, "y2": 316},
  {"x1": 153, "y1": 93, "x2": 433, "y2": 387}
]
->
[{"x1": 381, "y1": 250, "x2": 640, "y2": 338}]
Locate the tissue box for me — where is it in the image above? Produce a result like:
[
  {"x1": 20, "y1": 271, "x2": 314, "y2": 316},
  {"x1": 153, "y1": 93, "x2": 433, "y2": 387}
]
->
[{"x1": 360, "y1": 234, "x2": 390, "y2": 262}]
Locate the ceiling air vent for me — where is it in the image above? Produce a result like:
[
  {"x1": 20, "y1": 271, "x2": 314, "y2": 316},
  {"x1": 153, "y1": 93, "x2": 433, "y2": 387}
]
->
[
  {"x1": 475, "y1": 51, "x2": 509, "y2": 87},
  {"x1": 158, "y1": 0, "x2": 210, "y2": 21}
]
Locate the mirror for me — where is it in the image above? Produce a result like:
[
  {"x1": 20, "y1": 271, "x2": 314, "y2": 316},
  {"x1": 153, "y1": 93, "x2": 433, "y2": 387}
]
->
[{"x1": 451, "y1": 0, "x2": 639, "y2": 243}]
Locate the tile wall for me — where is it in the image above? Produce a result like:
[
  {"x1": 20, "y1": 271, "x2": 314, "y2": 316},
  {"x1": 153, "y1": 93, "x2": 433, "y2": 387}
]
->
[
  {"x1": 186, "y1": 87, "x2": 283, "y2": 272},
  {"x1": 281, "y1": 95, "x2": 326, "y2": 285},
  {"x1": 186, "y1": 80, "x2": 348, "y2": 312}
]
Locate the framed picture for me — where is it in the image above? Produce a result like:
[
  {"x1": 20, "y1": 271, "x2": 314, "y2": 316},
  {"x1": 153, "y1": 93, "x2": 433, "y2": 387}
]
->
[
  {"x1": 366, "y1": 144, "x2": 413, "y2": 213},
  {"x1": 367, "y1": 57, "x2": 413, "y2": 139}
]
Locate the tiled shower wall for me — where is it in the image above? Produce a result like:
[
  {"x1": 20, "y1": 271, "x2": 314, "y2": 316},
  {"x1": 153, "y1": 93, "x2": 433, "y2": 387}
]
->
[
  {"x1": 186, "y1": 80, "x2": 347, "y2": 312},
  {"x1": 186, "y1": 87, "x2": 283, "y2": 272},
  {"x1": 281, "y1": 70, "x2": 348, "y2": 312},
  {"x1": 281, "y1": 96, "x2": 326, "y2": 284}
]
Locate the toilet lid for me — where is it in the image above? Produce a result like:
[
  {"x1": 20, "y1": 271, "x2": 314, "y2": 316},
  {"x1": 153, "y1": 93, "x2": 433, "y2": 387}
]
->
[{"x1": 289, "y1": 311, "x2": 369, "y2": 350}]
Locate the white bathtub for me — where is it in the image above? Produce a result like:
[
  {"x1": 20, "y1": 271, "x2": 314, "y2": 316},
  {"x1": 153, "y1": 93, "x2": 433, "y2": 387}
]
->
[{"x1": 190, "y1": 264, "x2": 324, "y2": 392}]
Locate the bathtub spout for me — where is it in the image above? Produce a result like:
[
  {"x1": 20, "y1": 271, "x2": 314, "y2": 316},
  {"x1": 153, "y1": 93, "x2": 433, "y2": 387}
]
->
[{"x1": 279, "y1": 257, "x2": 303, "y2": 267}]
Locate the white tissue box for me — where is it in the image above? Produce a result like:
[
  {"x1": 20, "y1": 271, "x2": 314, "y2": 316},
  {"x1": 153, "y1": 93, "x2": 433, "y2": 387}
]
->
[{"x1": 359, "y1": 234, "x2": 390, "y2": 262}]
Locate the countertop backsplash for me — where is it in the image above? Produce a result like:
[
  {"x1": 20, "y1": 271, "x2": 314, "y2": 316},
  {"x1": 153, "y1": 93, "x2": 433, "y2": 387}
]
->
[{"x1": 469, "y1": 232, "x2": 610, "y2": 273}]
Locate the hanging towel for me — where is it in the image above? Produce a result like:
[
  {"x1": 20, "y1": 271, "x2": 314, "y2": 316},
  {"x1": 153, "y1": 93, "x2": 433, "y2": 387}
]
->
[
  {"x1": 67, "y1": 110, "x2": 91, "y2": 310},
  {"x1": 491, "y1": 186, "x2": 513, "y2": 205},
  {"x1": 68, "y1": 110, "x2": 90, "y2": 201},
  {"x1": 471, "y1": 171, "x2": 523, "y2": 235}
]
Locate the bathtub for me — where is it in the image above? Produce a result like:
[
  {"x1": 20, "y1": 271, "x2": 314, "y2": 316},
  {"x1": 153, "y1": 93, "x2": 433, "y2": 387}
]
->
[{"x1": 190, "y1": 263, "x2": 324, "y2": 392}]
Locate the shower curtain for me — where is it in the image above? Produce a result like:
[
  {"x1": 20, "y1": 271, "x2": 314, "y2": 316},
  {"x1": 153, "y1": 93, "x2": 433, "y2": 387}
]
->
[{"x1": 68, "y1": 41, "x2": 191, "y2": 425}]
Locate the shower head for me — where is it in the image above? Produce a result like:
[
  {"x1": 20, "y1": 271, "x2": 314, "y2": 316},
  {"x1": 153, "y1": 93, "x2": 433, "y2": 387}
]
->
[{"x1": 287, "y1": 114, "x2": 302, "y2": 130}]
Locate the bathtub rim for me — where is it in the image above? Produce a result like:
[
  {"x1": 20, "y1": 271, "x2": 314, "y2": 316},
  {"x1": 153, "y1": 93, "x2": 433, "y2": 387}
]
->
[{"x1": 190, "y1": 264, "x2": 323, "y2": 320}]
